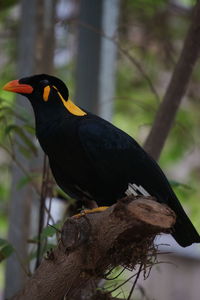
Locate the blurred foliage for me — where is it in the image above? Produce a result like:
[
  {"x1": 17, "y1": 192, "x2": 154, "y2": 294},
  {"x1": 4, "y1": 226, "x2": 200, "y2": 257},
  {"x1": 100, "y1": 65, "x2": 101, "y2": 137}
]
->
[
  {"x1": 28, "y1": 222, "x2": 62, "y2": 264},
  {"x1": 113, "y1": 0, "x2": 200, "y2": 231},
  {"x1": 0, "y1": 0, "x2": 200, "y2": 294},
  {"x1": 0, "y1": 239, "x2": 14, "y2": 262}
]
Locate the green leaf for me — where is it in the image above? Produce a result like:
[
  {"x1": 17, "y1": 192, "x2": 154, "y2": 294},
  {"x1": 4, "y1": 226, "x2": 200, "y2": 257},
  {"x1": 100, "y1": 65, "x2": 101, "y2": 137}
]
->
[
  {"x1": 17, "y1": 144, "x2": 34, "y2": 159},
  {"x1": 29, "y1": 223, "x2": 62, "y2": 246},
  {"x1": 170, "y1": 180, "x2": 192, "y2": 190},
  {"x1": 4, "y1": 124, "x2": 37, "y2": 155},
  {"x1": 41, "y1": 225, "x2": 59, "y2": 239},
  {"x1": 28, "y1": 243, "x2": 56, "y2": 262},
  {"x1": 23, "y1": 124, "x2": 35, "y2": 135},
  {"x1": 0, "y1": 242, "x2": 14, "y2": 262},
  {"x1": 0, "y1": 238, "x2": 7, "y2": 247},
  {"x1": 17, "y1": 173, "x2": 38, "y2": 189},
  {"x1": 0, "y1": 115, "x2": 6, "y2": 123},
  {"x1": 1, "y1": 0, "x2": 18, "y2": 10},
  {"x1": 0, "y1": 105, "x2": 30, "y2": 122}
]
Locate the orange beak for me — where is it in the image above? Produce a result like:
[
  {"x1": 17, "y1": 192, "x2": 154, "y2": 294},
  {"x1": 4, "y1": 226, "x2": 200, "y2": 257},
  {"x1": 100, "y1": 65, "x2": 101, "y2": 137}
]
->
[{"x1": 2, "y1": 80, "x2": 33, "y2": 94}]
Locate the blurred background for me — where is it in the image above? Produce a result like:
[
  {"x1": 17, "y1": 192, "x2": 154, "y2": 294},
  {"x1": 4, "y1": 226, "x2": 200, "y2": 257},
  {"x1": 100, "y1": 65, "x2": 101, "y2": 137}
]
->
[{"x1": 0, "y1": 0, "x2": 200, "y2": 299}]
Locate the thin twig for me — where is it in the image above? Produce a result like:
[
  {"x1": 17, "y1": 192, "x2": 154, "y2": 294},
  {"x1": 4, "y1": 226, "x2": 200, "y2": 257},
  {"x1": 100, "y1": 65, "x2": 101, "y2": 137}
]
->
[
  {"x1": 127, "y1": 263, "x2": 143, "y2": 300},
  {"x1": 116, "y1": 46, "x2": 160, "y2": 104},
  {"x1": 0, "y1": 143, "x2": 40, "y2": 195},
  {"x1": 70, "y1": 20, "x2": 160, "y2": 104},
  {"x1": 1, "y1": 141, "x2": 54, "y2": 224},
  {"x1": 35, "y1": 155, "x2": 49, "y2": 269},
  {"x1": 14, "y1": 249, "x2": 32, "y2": 277},
  {"x1": 108, "y1": 269, "x2": 144, "y2": 294},
  {"x1": 105, "y1": 267, "x2": 126, "y2": 281}
]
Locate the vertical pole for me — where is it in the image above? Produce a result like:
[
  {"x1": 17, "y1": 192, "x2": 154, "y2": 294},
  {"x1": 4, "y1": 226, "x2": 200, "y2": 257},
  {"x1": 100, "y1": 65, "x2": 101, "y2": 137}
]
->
[
  {"x1": 75, "y1": 0, "x2": 120, "y2": 121},
  {"x1": 98, "y1": 0, "x2": 120, "y2": 121},
  {"x1": 5, "y1": 0, "x2": 38, "y2": 297},
  {"x1": 75, "y1": 0, "x2": 103, "y2": 114},
  {"x1": 4, "y1": 0, "x2": 56, "y2": 297}
]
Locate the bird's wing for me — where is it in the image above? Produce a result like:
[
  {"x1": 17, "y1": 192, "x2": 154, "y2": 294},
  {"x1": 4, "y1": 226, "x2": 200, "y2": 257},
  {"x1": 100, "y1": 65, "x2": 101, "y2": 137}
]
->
[
  {"x1": 79, "y1": 119, "x2": 136, "y2": 166},
  {"x1": 78, "y1": 118, "x2": 172, "y2": 198},
  {"x1": 78, "y1": 119, "x2": 149, "y2": 185}
]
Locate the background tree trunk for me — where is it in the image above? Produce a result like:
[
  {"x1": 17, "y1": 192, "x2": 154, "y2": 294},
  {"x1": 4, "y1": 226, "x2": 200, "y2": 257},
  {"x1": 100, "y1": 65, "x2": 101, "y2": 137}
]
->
[
  {"x1": 75, "y1": 0, "x2": 120, "y2": 120},
  {"x1": 144, "y1": 0, "x2": 200, "y2": 161},
  {"x1": 5, "y1": 1, "x2": 38, "y2": 297},
  {"x1": 4, "y1": 0, "x2": 56, "y2": 297}
]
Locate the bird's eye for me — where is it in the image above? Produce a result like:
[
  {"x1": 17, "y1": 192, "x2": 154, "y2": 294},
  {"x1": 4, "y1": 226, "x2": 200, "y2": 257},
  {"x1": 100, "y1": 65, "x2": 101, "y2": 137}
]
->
[{"x1": 40, "y1": 79, "x2": 49, "y2": 87}]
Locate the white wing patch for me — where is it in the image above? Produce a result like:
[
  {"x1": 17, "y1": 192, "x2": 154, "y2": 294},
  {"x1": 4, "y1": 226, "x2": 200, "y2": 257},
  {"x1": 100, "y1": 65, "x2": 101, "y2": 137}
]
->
[{"x1": 125, "y1": 183, "x2": 150, "y2": 197}]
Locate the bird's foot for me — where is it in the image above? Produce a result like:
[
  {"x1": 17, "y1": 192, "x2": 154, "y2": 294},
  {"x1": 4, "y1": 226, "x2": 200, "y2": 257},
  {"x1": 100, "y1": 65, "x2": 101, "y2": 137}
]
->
[{"x1": 72, "y1": 206, "x2": 109, "y2": 219}]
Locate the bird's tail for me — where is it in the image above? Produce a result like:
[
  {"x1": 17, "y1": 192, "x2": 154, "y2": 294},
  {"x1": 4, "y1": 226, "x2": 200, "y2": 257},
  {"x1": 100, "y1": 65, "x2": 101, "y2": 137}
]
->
[{"x1": 169, "y1": 193, "x2": 200, "y2": 247}]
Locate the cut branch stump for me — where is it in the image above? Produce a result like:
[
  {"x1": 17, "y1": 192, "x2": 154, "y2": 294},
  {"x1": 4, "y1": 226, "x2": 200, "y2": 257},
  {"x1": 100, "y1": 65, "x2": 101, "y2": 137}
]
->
[{"x1": 11, "y1": 196, "x2": 176, "y2": 300}]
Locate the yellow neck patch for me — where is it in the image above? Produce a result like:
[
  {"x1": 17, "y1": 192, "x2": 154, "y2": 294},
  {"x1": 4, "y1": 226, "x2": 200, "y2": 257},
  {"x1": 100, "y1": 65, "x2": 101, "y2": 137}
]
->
[
  {"x1": 43, "y1": 85, "x2": 51, "y2": 101},
  {"x1": 64, "y1": 99, "x2": 87, "y2": 116},
  {"x1": 56, "y1": 89, "x2": 87, "y2": 117}
]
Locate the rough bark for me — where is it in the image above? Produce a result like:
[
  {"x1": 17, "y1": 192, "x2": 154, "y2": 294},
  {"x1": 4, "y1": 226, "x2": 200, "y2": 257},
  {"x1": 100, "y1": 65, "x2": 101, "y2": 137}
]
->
[
  {"x1": 144, "y1": 1, "x2": 200, "y2": 161},
  {"x1": 5, "y1": 1, "x2": 38, "y2": 297},
  {"x1": 11, "y1": 196, "x2": 175, "y2": 300},
  {"x1": 5, "y1": 1, "x2": 56, "y2": 296}
]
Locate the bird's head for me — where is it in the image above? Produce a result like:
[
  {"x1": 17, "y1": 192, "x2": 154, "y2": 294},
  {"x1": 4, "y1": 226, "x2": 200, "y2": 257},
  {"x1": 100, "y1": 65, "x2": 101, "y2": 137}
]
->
[{"x1": 3, "y1": 74, "x2": 86, "y2": 116}]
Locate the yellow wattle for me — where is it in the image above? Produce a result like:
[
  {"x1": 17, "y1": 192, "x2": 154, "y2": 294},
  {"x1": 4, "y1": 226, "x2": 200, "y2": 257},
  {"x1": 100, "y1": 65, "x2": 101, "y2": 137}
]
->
[
  {"x1": 43, "y1": 85, "x2": 51, "y2": 101},
  {"x1": 64, "y1": 99, "x2": 87, "y2": 117},
  {"x1": 57, "y1": 90, "x2": 87, "y2": 116}
]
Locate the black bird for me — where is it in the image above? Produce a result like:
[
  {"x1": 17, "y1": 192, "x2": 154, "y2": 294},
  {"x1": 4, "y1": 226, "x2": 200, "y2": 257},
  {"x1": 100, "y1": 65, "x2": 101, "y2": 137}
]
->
[{"x1": 3, "y1": 74, "x2": 200, "y2": 247}]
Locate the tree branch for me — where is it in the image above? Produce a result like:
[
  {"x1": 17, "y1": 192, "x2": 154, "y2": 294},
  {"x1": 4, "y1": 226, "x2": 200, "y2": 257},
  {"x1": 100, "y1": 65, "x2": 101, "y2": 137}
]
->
[
  {"x1": 11, "y1": 196, "x2": 175, "y2": 300},
  {"x1": 144, "y1": 1, "x2": 200, "y2": 160}
]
